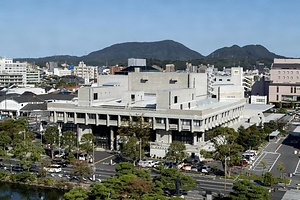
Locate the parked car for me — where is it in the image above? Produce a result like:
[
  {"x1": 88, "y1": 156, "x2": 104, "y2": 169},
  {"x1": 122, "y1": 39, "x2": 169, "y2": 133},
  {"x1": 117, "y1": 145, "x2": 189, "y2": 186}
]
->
[
  {"x1": 12, "y1": 166, "x2": 24, "y2": 172},
  {"x1": 201, "y1": 165, "x2": 211, "y2": 173},
  {"x1": 44, "y1": 164, "x2": 62, "y2": 173}
]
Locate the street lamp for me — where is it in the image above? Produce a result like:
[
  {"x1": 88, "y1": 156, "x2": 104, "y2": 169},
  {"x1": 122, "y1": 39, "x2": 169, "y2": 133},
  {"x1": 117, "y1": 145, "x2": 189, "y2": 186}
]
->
[{"x1": 224, "y1": 156, "x2": 230, "y2": 196}]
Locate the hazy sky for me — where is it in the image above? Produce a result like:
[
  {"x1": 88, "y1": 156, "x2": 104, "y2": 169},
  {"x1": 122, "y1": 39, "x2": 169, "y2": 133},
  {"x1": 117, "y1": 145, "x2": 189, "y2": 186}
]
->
[{"x1": 1, "y1": 0, "x2": 300, "y2": 58}]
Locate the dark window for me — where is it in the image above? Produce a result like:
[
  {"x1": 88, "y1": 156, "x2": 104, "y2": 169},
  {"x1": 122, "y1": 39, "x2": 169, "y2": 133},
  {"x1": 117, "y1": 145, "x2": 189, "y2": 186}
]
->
[
  {"x1": 174, "y1": 96, "x2": 178, "y2": 103},
  {"x1": 93, "y1": 93, "x2": 98, "y2": 100},
  {"x1": 295, "y1": 87, "x2": 297, "y2": 93},
  {"x1": 291, "y1": 87, "x2": 293, "y2": 93},
  {"x1": 276, "y1": 95, "x2": 279, "y2": 101},
  {"x1": 277, "y1": 86, "x2": 279, "y2": 93}
]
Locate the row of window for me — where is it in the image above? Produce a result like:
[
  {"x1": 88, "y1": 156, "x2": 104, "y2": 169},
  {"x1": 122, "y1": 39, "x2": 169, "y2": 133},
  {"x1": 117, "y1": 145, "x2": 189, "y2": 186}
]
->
[
  {"x1": 277, "y1": 76, "x2": 300, "y2": 80},
  {"x1": 56, "y1": 107, "x2": 242, "y2": 126},
  {"x1": 278, "y1": 71, "x2": 300, "y2": 74}
]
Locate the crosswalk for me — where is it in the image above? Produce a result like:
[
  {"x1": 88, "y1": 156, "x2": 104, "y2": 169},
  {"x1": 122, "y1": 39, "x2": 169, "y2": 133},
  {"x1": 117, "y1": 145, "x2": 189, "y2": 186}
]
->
[
  {"x1": 293, "y1": 159, "x2": 300, "y2": 175},
  {"x1": 251, "y1": 151, "x2": 281, "y2": 172}
]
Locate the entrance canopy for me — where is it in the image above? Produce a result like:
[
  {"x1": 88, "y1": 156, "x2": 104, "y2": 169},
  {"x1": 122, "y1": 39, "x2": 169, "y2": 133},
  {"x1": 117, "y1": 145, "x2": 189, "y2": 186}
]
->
[{"x1": 269, "y1": 130, "x2": 280, "y2": 137}]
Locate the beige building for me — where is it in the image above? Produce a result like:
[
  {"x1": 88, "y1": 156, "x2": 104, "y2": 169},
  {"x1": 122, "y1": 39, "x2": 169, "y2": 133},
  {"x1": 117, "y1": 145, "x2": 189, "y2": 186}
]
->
[
  {"x1": 48, "y1": 71, "x2": 245, "y2": 158},
  {"x1": 269, "y1": 59, "x2": 300, "y2": 105}
]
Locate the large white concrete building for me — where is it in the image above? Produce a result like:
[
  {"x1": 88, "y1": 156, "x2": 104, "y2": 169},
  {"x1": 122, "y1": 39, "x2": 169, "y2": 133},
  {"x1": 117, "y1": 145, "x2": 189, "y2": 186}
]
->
[
  {"x1": 74, "y1": 61, "x2": 98, "y2": 83},
  {"x1": 48, "y1": 71, "x2": 245, "y2": 158},
  {"x1": 0, "y1": 58, "x2": 27, "y2": 86}
]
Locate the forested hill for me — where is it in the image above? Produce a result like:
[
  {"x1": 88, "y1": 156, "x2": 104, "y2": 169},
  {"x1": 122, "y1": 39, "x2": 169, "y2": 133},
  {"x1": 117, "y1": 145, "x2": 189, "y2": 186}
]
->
[{"x1": 17, "y1": 40, "x2": 285, "y2": 70}]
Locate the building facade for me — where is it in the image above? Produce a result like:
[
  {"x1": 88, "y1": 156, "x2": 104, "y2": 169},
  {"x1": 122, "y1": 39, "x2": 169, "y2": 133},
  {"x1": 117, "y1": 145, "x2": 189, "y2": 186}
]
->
[
  {"x1": 0, "y1": 58, "x2": 27, "y2": 86},
  {"x1": 48, "y1": 71, "x2": 245, "y2": 158},
  {"x1": 269, "y1": 59, "x2": 300, "y2": 105},
  {"x1": 74, "y1": 61, "x2": 98, "y2": 83}
]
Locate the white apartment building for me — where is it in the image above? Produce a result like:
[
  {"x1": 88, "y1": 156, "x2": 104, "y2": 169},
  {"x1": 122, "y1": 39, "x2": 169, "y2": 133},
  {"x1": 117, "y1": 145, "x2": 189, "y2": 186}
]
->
[
  {"x1": 53, "y1": 68, "x2": 72, "y2": 77},
  {"x1": 48, "y1": 71, "x2": 245, "y2": 158},
  {"x1": 26, "y1": 67, "x2": 41, "y2": 84},
  {"x1": 0, "y1": 58, "x2": 27, "y2": 86},
  {"x1": 74, "y1": 61, "x2": 98, "y2": 83}
]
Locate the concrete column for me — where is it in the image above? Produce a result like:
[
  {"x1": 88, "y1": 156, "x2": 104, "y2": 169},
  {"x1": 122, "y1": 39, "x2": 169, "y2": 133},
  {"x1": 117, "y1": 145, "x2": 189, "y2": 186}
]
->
[
  {"x1": 107, "y1": 114, "x2": 110, "y2": 126},
  {"x1": 193, "y1": 132, "x2": 198, "y2": 145},
  {"x1": 64, "y1": 112, "x2": 67, "y2": 123},
  {"x1": 110, "y1": 127, "x2": 115, "y2": 150},
  {"x1": 166, "y1": 118, "x2": 169, "y2": 131},
  {"x1": 168, "y1": 131, "x2": 172, "y2": 144},
  {"x1": 85, "y1": 113, "x2": 88, "y2": 125},
  {"x1": 74, "y1": 112, "x2": 77, "y2": 124},
  {"x1": 96, "y1": 114, "x2": 99, "y2": 125},
  {"x1": 156, "y1": 131, "x2": 160, "y2": 142},
  {"x1": 53, "y1": 111, "x2": 57, "y2": 122}
]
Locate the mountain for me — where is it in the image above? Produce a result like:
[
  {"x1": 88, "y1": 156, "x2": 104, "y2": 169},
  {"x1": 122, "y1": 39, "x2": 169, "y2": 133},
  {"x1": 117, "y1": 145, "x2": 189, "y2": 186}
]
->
[
  {"x1": 207, "y1": 44, "x2": 281, "y2": 59},
  {"x1": 82, "y1": 40, "x2": 204, "y2": 64}
]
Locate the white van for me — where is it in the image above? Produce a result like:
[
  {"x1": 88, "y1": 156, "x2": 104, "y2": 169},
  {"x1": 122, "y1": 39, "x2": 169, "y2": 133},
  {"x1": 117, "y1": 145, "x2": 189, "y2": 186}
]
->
[{"x1": 44, "y1": 164, "x2": 62, "y2": 173}]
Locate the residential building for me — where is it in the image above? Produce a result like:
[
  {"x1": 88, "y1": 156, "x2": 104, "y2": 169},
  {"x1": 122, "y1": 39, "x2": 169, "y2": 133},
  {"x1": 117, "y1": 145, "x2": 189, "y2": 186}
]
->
[
  {"x1": 53, "y1": 67, "x2": 72, "y2": 77},
  {"x1": 0, "y1": 58, "x2": 27, "y2": 86},
  {"x1": 269, "y1": 58, "x2": 300, "y2": 106},
  {"x1": 74, "y1": 61, "x2": 98, "y2": 83}
]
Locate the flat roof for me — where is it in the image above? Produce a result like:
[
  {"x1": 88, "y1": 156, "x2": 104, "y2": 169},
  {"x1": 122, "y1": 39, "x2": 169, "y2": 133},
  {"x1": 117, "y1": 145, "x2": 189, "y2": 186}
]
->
[
  {"x1": 244, "y1": 104, "x2": 274, "y2": 112},
  {"x1": 270, "y1": 130, "x2": 280, "y2": 137}
]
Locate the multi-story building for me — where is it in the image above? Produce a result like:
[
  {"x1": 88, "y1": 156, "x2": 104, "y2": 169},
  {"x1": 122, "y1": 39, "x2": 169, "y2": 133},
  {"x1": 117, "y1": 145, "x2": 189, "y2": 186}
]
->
[
  {"x1": 74, "y1": 61, "x2": 98, "y2": 83},
  {"x1": 269, "y1": 59, "x2": 300, "y2": 106},
  {"x1": 53, "y1": 68, "x2": 72, "y2": 77},
  {"x1": 0, "y1": 58, "x2": 27, "y2": 86},
  {"x1": 26, "y1": 66, "x2": 41, "y2": 84},
  {"x1": 48, "y1": 71, "x2": 245, "y2": 158}
]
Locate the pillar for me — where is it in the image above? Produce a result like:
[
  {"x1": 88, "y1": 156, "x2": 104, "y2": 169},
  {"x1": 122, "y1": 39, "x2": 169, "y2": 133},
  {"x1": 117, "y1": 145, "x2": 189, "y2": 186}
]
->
[{"x1": 110, "y1": 127, "x2": 115, "y2": 150}]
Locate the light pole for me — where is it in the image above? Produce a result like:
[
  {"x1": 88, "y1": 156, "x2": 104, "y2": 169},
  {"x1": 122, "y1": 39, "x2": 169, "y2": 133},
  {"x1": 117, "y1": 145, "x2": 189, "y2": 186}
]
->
[
  {"x1": 58, "y1": 124, "x2": 62, "y2": 157},
  {"x1": 92, "y1": 142, "x2": 95, "y2": 181},
  {"x1": 224, "y1": 156, "x2": 230, "y2": 196}
]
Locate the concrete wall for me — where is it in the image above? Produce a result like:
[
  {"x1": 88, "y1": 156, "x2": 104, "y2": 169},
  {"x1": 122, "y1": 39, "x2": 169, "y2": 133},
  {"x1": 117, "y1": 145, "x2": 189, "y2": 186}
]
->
[{"x1": 97, "y1": 75, "x2": 128, "y2": 90}]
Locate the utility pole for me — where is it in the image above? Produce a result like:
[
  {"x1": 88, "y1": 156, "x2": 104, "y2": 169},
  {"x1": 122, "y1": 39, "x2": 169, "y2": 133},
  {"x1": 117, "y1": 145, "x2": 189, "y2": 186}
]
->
[
  {"x1": 92, "y1": 142, "x2": 95, "y2": 181},
  {"x1": 139, "y1": 138, "x2": 142, "y2": 161},
  {"x1": 224, "y1": 156, "x2": 227, "y2": 196}
]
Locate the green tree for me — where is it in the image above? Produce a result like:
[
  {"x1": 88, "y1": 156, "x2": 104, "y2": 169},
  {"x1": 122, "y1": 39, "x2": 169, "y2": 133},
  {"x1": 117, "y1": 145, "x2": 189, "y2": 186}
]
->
[
  {"x1": 79, "y1": 133, "x2": 94, "y2": 161},
  {"x1": 71, "y1": 159, "x2": 92, "y2": 183},
  {"x1": 62, "y1": 130, "x2": 77, "y2": 152},
  {"x1": 0, "y1": 131, "x2": 11, "y2": 158},
  {"x1": 89, "y1": 183, "x2": 113, "y2": 199},
  {"x1": 277, "y1": 162, "x2": 286, "y2": 178},
  {"x1": 118, "y1": 115, "x2": 151, "y2": 160},
  {"x1": 121, "y1": 136, "x2": 143, "y2": 161},
  {"x1": 12, "y1": 138, "x2": 44, "y2": 170},
  {"x1": 200, "y1": 127, "x2": 244, "y2": 176},
  {"x1": 115, "y1": 162, "x2": 151, "y2": 181},
  {"x1": 44, "y1": 125, "x2": 59, "y2": 159},
  {"x1": 263, "y1": 172, "x2": 276, "y2": 186},
  {"x1": 64, "y1": 187, "x2": 88, "y2": 200},
  {"x1": 230, "y1": 179, "x2": 270, "y2": 200},
  {"x1": 165, "y1": 141, "x2": 187, "y2": 163},
  {"x1": 156, "y1": 168, "x2": 197, "y2": 192}
]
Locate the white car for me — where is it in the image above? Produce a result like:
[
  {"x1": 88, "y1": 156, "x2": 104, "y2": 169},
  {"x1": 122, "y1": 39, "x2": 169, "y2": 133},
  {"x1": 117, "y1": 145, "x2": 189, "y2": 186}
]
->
[
  {"x1": 201, "y1": 165, "x2": 211, "y2": 173},
  {"x1": 44, "y1": 164, "x2": 62, "y2": 173}
]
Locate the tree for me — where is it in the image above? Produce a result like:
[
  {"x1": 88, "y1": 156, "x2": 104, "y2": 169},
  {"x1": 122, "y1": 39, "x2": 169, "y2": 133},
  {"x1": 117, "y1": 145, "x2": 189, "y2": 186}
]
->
[
  {"x1": 156, "y1": 168, "x2": 197, "y2": 192},
  {"x1": 263, "y1": 172, "x2": 276, "y2": 187},
  {"x1": 12, "y1": 137, "x2": 45, "y2": 170},
  {"x1": 44, "y1": 125, "x2": 59, "y2": 159},
  {"x1": 64, "y1": 187, "x2": 88, "y2": 200},
  {"x1": 230, "y1": 179, "x2": 270, "y2": 200},
  {"x1": 71, "y1": 159, "x2": 92, "y2": 183},
  {"x1": 89, "y1": 183, "x2": 113, "y2": 199},
  {"x1": 118, "y1": 115, "x2": 151, "y2": 160},
  {"x1": 62, "y1": 130, "x2": 77, "y2": 152},
  {"x1": 200, "y1": 127, "x2": 244, "y2": 176},
  {"x1": 115, "y1": 162, "x2": 151, "y2": 181},
  {"x1": 277, "y1": 162, "x2": 286, "y2": 178},
  {"x1": 261, "y1": 160, "x2": 267, "y2": 175},
  {"x1": 0, "y1": 131, "x2": 11, "y2": 158},
  {"x1": 165, "y1": 141, "x2": 187, "y2": 163},
  {"x1": 79, "y1": 133, "x2": 94, "y2": 161}
]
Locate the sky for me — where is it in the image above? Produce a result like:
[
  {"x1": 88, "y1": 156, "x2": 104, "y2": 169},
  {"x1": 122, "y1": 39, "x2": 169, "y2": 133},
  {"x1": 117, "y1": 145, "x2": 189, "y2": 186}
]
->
[{"x1": 1, "y1": 0, "x2": 300, "y2": 58}]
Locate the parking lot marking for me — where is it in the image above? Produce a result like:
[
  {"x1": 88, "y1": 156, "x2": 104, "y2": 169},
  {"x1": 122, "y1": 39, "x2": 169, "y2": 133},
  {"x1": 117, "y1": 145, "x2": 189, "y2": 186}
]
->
[
  {"x1": 268, "y1": 153, "x2": 281, "y2": 172},
  {"x1": 293, "y1": 159, "x2": 300, "y2": 174},
  {"x1": 94, "y1": 155, "x2": 114, "y2": 165}
]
